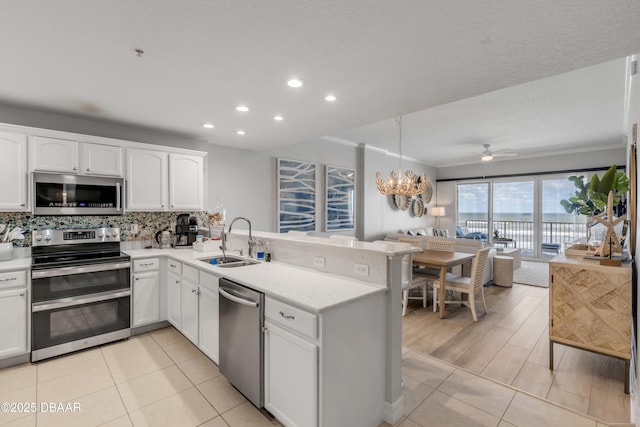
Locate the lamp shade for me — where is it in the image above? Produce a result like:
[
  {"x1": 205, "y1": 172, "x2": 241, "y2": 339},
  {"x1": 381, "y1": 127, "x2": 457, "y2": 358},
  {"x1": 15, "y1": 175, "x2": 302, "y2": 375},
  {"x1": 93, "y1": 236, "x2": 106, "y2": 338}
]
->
[{"x1": 431, "y1": 207, "x2": 446, "y2": 217}]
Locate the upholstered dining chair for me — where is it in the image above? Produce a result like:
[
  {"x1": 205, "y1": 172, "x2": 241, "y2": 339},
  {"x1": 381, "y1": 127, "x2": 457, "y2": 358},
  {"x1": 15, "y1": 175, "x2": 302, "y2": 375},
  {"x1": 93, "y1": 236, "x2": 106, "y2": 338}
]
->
[
  {"x1": 432, "y1": 247, "x2": 491, "y2": 321},
  {"x1": 425, "y1": 238, "x2": 455, "y2": 252}
]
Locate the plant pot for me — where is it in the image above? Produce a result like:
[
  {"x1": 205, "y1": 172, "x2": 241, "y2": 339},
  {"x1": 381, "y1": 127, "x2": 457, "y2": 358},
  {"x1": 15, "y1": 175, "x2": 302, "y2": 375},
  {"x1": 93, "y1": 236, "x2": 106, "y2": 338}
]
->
[{"x1": 0, "y1": 242, "x2": 13, "y2": 261}]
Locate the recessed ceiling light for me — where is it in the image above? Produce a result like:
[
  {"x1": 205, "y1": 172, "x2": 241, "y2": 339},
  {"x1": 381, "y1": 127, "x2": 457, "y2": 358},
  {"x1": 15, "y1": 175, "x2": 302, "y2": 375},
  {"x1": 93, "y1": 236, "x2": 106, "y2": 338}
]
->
[
  {"x1": 287, "y1": 79, "x2": 303, "y2": 88},
  {"x1": 236, "y1": 105, "x2": 249, "y2": 112},
  {"x1": 237, "y1": 130, "x2": 245, "y2": 135},
  {"x1": 325, "y1": 94, "x2": 337, "y2": 102},
  {"x1": 274, "y1": 115, "x2": 284, "y2": 121},
  {"x1": 202, "y1": 123, "x2": 214, "y2": 129}
]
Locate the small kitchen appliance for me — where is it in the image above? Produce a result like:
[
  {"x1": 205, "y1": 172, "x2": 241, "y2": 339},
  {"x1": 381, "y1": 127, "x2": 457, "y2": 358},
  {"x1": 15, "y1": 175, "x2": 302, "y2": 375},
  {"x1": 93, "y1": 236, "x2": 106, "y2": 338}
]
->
[
  {"x1": 155, "y1": 229, "x2": 173, "y2": 249},
  {"x1": 175, "y1": 214, "x2": 198, "y2": 247}
]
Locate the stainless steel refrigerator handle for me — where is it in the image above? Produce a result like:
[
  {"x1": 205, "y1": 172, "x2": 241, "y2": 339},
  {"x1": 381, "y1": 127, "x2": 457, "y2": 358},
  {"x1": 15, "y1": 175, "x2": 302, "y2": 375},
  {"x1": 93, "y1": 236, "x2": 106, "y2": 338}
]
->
[
  {"x1": 32, "y1": 289, "x2": 131, "y2": 312},
  {"x1": 219, "y1": 288, "x2": 259, "y2": 307},
  {"x1": 32, "y1": 262, "x2": 131, "y2": 279},
  {"x1": 116, "y1": 182, "x2": 122, "y2": 212}
]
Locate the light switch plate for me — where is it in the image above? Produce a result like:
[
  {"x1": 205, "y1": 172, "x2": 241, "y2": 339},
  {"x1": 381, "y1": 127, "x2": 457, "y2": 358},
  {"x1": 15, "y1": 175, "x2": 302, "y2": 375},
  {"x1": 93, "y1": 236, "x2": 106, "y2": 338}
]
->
[
  {"x1": 313, "y1": 256, "x2": 326, "y2": 268},
  {"x1": 354, "y1": 263, "x2": 369, "y2": 277}
]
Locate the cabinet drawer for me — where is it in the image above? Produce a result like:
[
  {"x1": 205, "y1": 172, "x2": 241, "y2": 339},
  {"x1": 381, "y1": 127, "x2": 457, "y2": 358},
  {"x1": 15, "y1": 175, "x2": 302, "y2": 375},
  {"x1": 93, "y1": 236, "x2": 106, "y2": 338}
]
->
[
  {"x1": 133, "y1": 258, "x2": 160, "y2": 272},
  {"x1": 265, "y1": 297, "x2": 317, "y2": 340},
  {"x1": 0, "y1": 270, "x2": 27, "y2": 289},
  {"x1": 167, "y1": 259, "x2": 182, "y2": 275},
  {"x1": 182, "y1": 264, "x2": 199, "y2": 283},
  {"x1": 200, "y1": 271, "x2": 219, "y2": 292}
]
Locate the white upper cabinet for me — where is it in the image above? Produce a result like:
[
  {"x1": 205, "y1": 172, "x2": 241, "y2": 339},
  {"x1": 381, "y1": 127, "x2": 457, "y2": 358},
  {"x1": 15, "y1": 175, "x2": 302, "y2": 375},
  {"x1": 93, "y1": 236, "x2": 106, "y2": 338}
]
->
[
  {"x1": 169, "y1": 153, "x2": 203, "y2": 210},
  {"x1": 31, "y1": 136, "x2": 79, "y2": 173},
  {"x1": 0, "y1": 131, "x2": 28, "y2": 211},
  {"x1": 126, "y1": 148, "x2": 168, "y2": 211},
  {"x1": 83, "y1": 143, "x2": 123, "y2": 176},
  {"x1": 128, "y1": 149, "x2": 204, "y2": 211}
]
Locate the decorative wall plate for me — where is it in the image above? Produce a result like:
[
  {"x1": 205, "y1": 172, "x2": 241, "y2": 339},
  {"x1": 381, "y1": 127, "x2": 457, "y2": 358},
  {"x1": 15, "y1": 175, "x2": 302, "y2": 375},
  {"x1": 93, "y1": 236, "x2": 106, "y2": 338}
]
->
[
  {"x1": 420, "y1": 181, "x2": 433, "y2": 203},
  {"x1": 393, "y1": 194, "x2": 411, "y2": 211},
  {"x1": 412, "y1": 197, "x2": 425, "y2": 217}
]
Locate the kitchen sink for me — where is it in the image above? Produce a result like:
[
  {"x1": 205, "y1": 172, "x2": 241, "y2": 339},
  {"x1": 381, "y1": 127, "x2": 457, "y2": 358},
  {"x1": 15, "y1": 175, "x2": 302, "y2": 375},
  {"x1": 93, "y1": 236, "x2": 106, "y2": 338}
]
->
[{"x1": 200, "y1": 255, "x2": 260, "y2": 268}]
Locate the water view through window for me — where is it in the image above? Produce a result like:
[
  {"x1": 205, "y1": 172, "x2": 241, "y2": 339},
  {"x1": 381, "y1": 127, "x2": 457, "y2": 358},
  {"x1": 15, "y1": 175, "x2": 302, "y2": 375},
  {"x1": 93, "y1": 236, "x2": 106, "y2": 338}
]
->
[{"x1": 458, "y1": 175, "x2": 589, "y2": 258}]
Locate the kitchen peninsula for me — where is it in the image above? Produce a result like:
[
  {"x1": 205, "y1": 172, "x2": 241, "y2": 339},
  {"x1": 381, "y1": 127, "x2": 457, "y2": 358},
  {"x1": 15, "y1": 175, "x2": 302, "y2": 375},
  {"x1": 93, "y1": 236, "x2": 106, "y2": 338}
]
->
[
  {"x1": 124, "y1": 231, "x2": 417, "y2": 427},
  {"x1": 0, "y1": 231, "x2": 417, "y2": 427}
]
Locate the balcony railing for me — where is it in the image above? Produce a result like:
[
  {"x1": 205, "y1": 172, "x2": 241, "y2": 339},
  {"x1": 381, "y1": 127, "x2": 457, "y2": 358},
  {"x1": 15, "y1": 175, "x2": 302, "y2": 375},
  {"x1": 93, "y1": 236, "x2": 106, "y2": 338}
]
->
[{"x1": 462, "y1": 220, "x2": 587, "y2": 256}]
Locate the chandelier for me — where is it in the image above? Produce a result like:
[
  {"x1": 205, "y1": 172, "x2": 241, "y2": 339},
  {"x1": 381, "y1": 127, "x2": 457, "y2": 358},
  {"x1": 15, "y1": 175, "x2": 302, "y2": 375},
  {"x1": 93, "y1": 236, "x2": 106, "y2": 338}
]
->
[{"x1": 376, "y1": 116, "x2": 427, "y2": 196}]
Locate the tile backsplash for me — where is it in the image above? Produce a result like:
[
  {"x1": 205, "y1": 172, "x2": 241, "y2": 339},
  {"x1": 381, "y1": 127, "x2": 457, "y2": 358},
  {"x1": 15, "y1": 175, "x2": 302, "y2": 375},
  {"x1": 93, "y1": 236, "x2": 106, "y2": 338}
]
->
[{"x1": 0, "y1": 211, "x2": 208, "y2": 246}]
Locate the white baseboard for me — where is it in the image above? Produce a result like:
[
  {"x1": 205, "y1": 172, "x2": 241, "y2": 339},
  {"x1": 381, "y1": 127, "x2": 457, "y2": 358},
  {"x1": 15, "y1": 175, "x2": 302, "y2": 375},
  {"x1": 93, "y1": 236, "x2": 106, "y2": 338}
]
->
[{"x1": 383, "y1": 395, "x2": 405, "y2": 425}]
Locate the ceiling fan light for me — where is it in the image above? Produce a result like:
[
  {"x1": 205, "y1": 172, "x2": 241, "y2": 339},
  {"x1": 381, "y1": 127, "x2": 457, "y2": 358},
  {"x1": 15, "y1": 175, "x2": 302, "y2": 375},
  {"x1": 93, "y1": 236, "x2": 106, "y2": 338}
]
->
[{"x1": 481, "y1": 153, "x2": 494, "y2": 162}]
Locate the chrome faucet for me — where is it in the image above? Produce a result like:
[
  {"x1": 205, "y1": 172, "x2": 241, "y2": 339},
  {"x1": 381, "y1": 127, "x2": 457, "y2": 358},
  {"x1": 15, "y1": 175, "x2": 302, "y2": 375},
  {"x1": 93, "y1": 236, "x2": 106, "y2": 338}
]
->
[{"x1": 228, "y1": 217, "x2": 256, "y2": 258}]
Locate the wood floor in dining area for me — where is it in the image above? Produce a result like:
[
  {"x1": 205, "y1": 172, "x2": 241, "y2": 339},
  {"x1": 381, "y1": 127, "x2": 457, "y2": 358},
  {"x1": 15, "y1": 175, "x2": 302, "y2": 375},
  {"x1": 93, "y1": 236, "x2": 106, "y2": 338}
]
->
[{"x1": 402, "y1": 283, "x2": 631, "y2": 424}]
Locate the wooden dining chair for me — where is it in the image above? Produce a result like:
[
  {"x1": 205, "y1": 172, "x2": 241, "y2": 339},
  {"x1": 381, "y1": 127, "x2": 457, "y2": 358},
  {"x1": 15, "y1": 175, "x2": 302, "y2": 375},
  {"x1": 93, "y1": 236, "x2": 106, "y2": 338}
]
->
[
  {"x1": 432, "y1": 247, "x2": 491, "y2": 321},
  {"x1": 425, "y1": 238, "x2": 455, "y2": 252},
  {"x1": 373, "y1": 240, "x2": 428, "y2": 316}
]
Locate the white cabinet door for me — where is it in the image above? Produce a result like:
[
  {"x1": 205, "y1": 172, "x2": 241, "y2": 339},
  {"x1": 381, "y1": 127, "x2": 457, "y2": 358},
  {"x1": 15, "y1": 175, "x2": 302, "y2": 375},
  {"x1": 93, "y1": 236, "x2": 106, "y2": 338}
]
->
[
  {"x1": 31, "y1": 136, "x2": 79, "y2": 173},
  {"x1": 127, "y1": 148, "x2": 168, "y2": 211},
  {"x1": 0, "y1": 132, "x2": 28, "y2": 211},
  {"x1": 83, "y1": 143, "x2": 123, "y2": 176},
  {"x1": 181, "y1": 279, "x2": 199, "y2": 344},
  {"x1": 169, "y1": 154, "x2": 203, "y2": 210},
  {"x1": 167, "y1": 271, "x2": 181, "y2": 328},
  {"x1": 132, "y1": 270, "x2": 160, "y2": 327},
  {"x1": 198, "y1": 285, "x2": 219, "y2": 363},
  {"x1": 265, "y1": 321, "x2": 318, "y2": 427},
  {"x1": 0, "y1": 288, "x2": 28, "y2": 359}
]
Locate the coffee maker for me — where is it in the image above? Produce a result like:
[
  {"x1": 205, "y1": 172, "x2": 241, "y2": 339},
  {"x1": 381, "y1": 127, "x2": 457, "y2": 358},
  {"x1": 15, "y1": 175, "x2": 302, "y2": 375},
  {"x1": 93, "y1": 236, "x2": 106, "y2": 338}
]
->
[{"x1": 175, "y1": 214, "x2": 198, "y2": 247}]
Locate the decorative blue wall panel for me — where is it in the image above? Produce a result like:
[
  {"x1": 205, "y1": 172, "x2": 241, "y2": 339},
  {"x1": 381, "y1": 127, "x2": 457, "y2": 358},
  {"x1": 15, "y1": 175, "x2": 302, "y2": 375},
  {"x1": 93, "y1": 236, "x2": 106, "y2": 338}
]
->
[
  {"x1": 277, "y1": 158, "x2": 316, "y2": 233},
  {"x1": 326, "y1": 166, "x2": 355, "y2": 231}
]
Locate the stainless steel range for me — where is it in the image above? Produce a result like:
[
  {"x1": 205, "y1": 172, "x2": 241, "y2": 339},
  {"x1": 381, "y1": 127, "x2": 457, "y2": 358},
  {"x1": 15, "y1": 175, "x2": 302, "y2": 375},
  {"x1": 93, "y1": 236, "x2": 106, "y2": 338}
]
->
[{"x1": 30, "y1": 227, "x2": 131, "y2": 362}]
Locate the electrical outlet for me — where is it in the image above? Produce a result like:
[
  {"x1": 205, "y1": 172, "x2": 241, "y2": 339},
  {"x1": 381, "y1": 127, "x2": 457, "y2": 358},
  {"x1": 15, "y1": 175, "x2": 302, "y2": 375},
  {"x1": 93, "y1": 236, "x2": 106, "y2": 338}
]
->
[
  {"x1": 313, "y1": 256, "x2": 326, "y2": 268},
  {"x1": 354, "y1": 263, "x2": 369, "y2": 277},
  {"x1": 130, "y1": 224, "x2": 139, "y2": 235}
]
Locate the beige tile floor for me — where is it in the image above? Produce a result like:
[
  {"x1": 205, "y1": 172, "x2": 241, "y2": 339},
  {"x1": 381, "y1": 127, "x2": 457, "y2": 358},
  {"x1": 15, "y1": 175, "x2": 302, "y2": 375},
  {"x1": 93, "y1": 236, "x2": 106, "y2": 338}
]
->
[
  {"x1": 0, "y1": 325, "x2": 623, "y2": 427},
  {"x1": 392, "y1": 349, "x2": 616, "y2": 427},
  {"x1": 0, "y1": 327, "x2": 282, "y2": 427}
]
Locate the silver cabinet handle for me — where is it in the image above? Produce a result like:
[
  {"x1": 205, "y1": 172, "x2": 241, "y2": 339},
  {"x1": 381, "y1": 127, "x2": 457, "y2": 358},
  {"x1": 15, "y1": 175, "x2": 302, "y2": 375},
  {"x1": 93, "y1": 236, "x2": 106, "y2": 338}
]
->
[
  {"x1": 170, "y1": 264, "x2": 176, "y2": 268},
  {"x1": 139, "y1": 263, "x2": 153, "y2": 267},
  {"x1": 279, "y1": 311, "x2": 295, "y2": 320},
  {"x1": 86, "y1": 168, "x2": 90, "y2": 171},
  {"x1": 73, "y1": 167, "x2": 77, "y2": 171},
  {"x1": 20, "y1": 203, "x2": 25, "y2": 207},
  {"x1": 0, "y1": 277, "x2": 17, "y2": 282},
  {"x1": 135, "y1": 277, "x2": 139, "y2": 280},
  {"x1": 191, "y1": 288, "x2": 196, "y2": 293},
  {"x1": 176, "y1": 280, "x2": 180, "y2": 284},
  {"x1": 19, "y1": 292, "x2": 25, "y2": 296}
]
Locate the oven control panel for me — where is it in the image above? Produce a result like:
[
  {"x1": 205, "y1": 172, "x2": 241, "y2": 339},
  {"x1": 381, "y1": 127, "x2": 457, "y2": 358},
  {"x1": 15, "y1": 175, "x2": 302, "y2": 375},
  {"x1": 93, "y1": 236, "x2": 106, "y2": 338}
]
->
[{"x1": 32, "y1": 227, "x2": 121, "y2": 246}]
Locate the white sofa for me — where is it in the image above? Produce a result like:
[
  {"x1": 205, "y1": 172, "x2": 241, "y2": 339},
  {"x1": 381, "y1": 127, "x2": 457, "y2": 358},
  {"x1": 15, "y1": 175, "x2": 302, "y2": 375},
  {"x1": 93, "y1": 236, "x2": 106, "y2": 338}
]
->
[{"x1": 384, "y1": 229, "x2": 496, "y2": 285}]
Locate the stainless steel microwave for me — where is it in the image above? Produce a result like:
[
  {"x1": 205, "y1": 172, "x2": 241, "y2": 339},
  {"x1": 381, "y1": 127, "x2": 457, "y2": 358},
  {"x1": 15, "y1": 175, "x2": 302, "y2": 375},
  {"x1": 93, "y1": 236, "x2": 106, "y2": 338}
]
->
[{"x1": 32, "y1": 172, "x2": 124, "y2": 216}]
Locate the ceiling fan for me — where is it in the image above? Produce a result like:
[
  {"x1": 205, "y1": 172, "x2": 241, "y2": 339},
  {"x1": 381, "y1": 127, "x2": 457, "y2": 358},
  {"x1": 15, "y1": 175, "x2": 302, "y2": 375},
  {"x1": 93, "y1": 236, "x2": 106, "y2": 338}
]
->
[{"x1": 481, "y1": 144, "x2": 517, "y2": 162}]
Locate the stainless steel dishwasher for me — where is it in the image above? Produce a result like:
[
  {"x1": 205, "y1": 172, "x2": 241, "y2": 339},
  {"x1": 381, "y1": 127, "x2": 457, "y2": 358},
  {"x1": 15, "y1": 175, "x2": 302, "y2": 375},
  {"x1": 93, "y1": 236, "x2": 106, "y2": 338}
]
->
[{"x1": 218, "y1": 277, "x2": 264, "y2": 408}]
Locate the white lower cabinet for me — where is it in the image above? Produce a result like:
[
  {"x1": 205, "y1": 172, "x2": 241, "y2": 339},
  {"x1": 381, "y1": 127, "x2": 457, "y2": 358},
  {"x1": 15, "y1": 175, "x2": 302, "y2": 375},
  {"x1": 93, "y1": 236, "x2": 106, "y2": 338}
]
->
[
  {"x1": 167, "y1": 271, "x2": 182, "y2": 329},
  {"x1": 0, "y1": 270, "x2": 28, "y2": 359},
  {"x1": 181, "y1": 278, "x2": 199, "y2": 344},
  {"x1": 265, "y1": 320, "x2": 318, "y2": 427},
  {"x1": 198, "y1": 272, "x2": 219, "y2": 363},
  {"x1": 132, "y1": 258, "x2": 161, "y2": 328}
]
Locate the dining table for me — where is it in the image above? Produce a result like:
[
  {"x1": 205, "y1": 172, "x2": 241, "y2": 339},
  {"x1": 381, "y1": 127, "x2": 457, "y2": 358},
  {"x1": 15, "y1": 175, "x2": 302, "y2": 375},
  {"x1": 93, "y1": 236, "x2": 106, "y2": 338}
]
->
[{"x1": 412, "y1": 250, "x2": 476, "y2": 319}]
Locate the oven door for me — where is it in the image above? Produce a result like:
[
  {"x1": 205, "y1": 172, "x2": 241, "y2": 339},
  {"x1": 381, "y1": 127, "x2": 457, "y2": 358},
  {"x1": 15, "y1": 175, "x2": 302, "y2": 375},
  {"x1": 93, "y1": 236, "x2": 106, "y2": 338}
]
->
[
  {"x1": 31, "y1": 262, "x2": 130, "y2": 303},
  {"x1": 31, "y1": 290, "x2": 130, "y2": 360}
]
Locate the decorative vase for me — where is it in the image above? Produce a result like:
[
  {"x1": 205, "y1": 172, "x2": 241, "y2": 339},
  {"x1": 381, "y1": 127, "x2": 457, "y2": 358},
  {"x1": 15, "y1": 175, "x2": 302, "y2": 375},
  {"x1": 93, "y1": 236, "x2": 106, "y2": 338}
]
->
[{"x1": 0, "y1": 242, "x2": 13, "y2": 261}]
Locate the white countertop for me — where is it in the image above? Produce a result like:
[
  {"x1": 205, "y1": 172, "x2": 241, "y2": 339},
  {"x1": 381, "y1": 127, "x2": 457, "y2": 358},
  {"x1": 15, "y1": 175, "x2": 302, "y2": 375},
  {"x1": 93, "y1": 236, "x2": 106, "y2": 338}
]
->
[
  {"x1": 125, "y1": 248, "x2": 387, "y2": 313},
  {"x1": 0, "y1": 248, "x2": 31, "y2": 272}
]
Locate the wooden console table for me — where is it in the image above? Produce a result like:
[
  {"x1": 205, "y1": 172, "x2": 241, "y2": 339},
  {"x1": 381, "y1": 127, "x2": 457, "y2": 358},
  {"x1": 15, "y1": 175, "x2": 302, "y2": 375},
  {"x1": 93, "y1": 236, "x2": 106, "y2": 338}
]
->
[{"x1": 548, "y1": 254, "x2": 631, "y2": 393}]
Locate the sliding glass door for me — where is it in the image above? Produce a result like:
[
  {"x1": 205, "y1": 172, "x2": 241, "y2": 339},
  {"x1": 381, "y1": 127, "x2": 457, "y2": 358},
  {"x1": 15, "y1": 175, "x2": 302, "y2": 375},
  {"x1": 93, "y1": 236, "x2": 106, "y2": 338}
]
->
[
  {"x1": 493, "y1": 180, "x2": 534, "y2": 255},
  {"x1": 457, "y1": 182, "x2": 490, "y2": 236},
  {"x1": 456, "y1": 173, "x2": 594, "y2": 259}
]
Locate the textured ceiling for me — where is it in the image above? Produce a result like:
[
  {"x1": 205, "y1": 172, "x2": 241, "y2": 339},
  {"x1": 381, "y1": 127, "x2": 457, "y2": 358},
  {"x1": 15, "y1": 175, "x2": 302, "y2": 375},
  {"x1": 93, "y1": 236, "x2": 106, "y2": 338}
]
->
[{"x1": 0, "y1": 1, "x2": 639, "y2": 164}]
